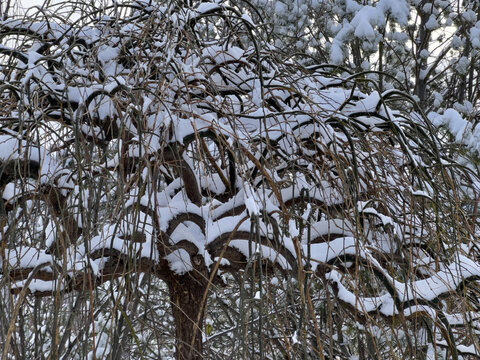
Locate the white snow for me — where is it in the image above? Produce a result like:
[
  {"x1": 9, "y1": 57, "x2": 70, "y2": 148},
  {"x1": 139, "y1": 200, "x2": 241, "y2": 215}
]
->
[
  {"x1": 3, "y1": 247, "x2": 53, "y2": 269},
  {"x1": 243, "y1": 183, "x2": 260, "y2": 215},
  {"x1": 165, "y1": 249, "x2": 193, "y2": 275},
  {"x1": 428, "y1": 108, "x2": 480, "y2": 153},
  {"x1": 325, "y1": 254, "x2": 480, "y2": 317},
  {"x1": 12, "y1": 278, "x2": 61, "y2": 293},
  {"x1": 229, "y1": 240, "x2": 290, "y2": 270},
  {"x1": 425, "y1": 15, "x2": 439, "y2": 30}
]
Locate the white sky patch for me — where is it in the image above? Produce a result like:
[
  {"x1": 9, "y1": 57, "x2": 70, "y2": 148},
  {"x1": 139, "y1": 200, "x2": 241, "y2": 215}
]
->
[
  {"x1": 16, "y1": 0, "x2": 42, "y2": 8},
  {"x1": 15, "y1": 0, "x2": 114, "y2": 18}
]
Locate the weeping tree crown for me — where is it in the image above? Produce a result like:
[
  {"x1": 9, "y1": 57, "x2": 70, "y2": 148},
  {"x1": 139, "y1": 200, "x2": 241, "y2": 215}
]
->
[{"x1": 1, "y1": 1, "x2": 480, "y2": 359}]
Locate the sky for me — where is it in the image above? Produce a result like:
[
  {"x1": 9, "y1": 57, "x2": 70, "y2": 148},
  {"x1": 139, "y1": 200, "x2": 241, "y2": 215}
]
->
[
  {"x1": 17, "y1": 0, "x2": 104, "y2": 12},
  {"x1": 19, "y1": 0, "x2": 44, "y2": 9},
  {"x1": 19, "y1": 0, "x2": 113, "y2": 8},
  {"x1": 22, "y1": 0, "x2": 41, "y2": 5},
  {"x1": 15, "y1": 0, "x2": 111, "y2": 20}
]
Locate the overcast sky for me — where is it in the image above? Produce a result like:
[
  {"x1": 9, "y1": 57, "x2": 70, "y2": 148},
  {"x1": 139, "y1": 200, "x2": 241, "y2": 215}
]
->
[
  {"x1": 18, "y1": 0, "x2": 88, "y2": 12},
  {"x1": 19, "y1": 0, "x2": 44, "y2": 9}
]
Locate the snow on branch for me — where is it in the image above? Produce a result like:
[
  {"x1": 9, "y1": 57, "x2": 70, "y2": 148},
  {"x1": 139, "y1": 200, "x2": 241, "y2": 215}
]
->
[{"x1": 1, "y1": 1, "x2": 480, "y2": 357}]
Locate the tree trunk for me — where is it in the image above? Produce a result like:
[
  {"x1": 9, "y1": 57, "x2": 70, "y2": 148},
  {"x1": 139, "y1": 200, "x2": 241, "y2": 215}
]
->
[{"x1": 167, "y1": 273, "x2": 207, "y2": 360}]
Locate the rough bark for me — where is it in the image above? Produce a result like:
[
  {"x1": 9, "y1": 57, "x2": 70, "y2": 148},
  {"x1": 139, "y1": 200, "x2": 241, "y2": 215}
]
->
[{"x1": 166, "y1": 273, "x2": 207, "y2": 360}]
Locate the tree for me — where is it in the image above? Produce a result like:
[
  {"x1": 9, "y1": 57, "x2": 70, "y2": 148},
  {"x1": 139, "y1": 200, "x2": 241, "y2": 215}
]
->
[
  {"x1": 249, "y1": 0, "x2": 480, "y2": 114},
  {"x1": 1, "y1": 1, "x2": 480, "y2": 359}
]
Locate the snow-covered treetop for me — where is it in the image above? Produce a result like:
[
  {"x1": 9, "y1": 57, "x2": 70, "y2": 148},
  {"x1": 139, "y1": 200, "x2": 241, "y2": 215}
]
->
[{"x1": 248, "y1": 0, "x2": 480, "y2": 119}]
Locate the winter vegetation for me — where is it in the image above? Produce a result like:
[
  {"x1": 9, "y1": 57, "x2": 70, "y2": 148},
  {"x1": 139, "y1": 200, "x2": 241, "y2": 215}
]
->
[{"x1": 1, "y1": 0, "x2": 480, "y2": 359}]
